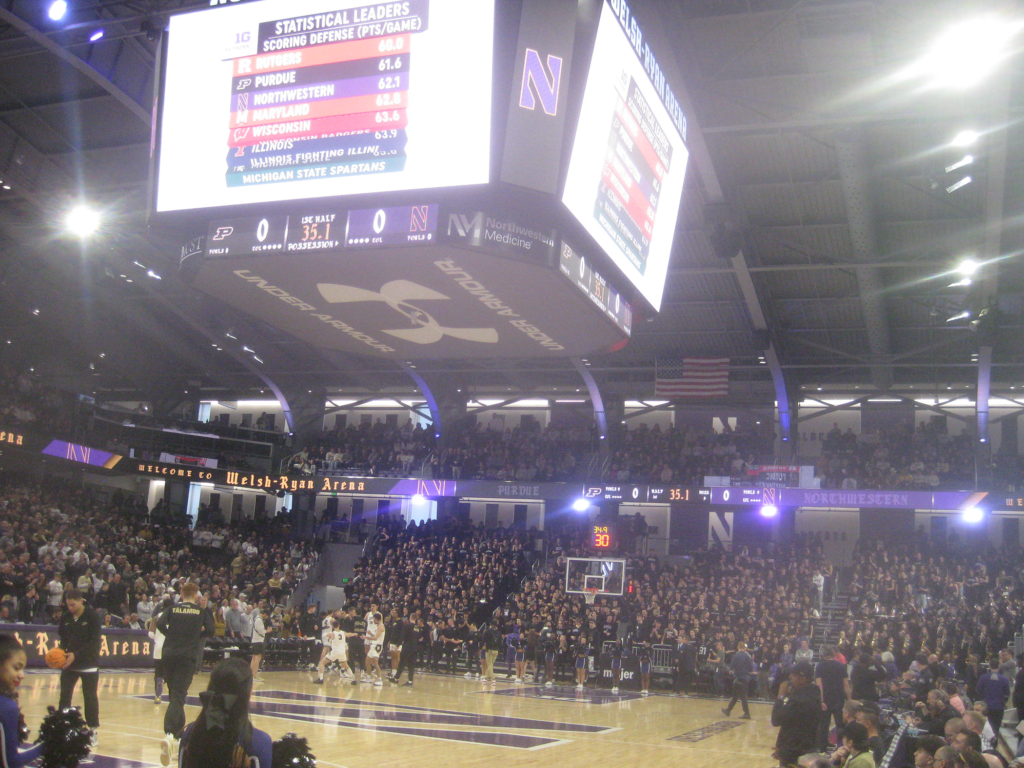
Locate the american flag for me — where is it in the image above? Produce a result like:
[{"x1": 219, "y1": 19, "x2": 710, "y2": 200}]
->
[{"x1": 655, "y1": 358, "x2": 730, "y2": 398}]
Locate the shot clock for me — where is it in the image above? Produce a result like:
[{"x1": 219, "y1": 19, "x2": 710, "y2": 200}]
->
[{"x1": 592, "y1": 525, "x2": 613, "y2": 550}]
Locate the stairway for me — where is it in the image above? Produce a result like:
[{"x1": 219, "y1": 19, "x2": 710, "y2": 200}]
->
[{"x1": 812, "y1": 592, "x2": 851, "y2": 653}]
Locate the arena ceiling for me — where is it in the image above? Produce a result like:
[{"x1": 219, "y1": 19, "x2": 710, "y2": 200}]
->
[{"x1": 0, "y1": 0, "x2": 1022, "y2": 413}]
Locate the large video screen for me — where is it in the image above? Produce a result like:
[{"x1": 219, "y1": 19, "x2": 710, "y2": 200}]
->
[
  {"x1": 155, "y1": 0, "x2": 494, "y2": 213},
  {"x1": 561, "y1": 0, "x2": 689, "y2": 311}
]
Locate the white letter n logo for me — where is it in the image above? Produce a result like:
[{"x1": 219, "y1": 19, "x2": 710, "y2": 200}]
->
[{"x1": 519, "y1": 49, "x2": 562, "y2": 116}]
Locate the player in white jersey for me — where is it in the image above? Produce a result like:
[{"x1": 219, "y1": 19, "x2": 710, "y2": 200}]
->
[
  {"x1": 315, "y1": 611, "x2": 337, "y2": 671},
  {"x1": 314, "y1": 618, "x2": 352, "y2": 683},
  {"x1": 364, "y1": 612, "x2": 386, "y2": 686}
]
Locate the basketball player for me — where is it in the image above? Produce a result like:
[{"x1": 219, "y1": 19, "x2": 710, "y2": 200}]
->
[
  {"x1": 316, "y1": 610, "x2": 335, "y2": 672},
  {"x1": 364, "y1": 612, "x2": 386, "y2": 686},
  {"x1": 574, "y1": 635, "x2": 590, "y2": 690},
  {"x1": 314, "y1": 618, "x2": 352, "y2": 683},
  {"x1": 343, "y1": 605, "x2": 367, "y2": 685},
  {"x1": 57, "y1": 589, "x2": 102, "y2": 745},
  {"x1": 609, "y1": 638, "x2": 625, "y2": 694},
  {"x1": 387, "y1": 610, "x2": 403, "y2": 676},
  {"x1": 638, "y1": 642, "x2": 652, "y2": 695},
  {"x1": 157, "y1": 582, "x2": 215, "y2": 766}
]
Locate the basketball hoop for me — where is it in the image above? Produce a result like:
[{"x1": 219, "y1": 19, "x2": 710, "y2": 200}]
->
[{"x1": 584, "y1": 588, "x2": 599, "y2": 605}]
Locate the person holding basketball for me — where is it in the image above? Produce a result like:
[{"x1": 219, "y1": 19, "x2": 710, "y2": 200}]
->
[{"x1": 57, "y1": 588, "x2": 102, "y2": 745}]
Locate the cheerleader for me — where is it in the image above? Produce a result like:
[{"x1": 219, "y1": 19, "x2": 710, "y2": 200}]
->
[
  {"x1": 0, "y1": 634, "x2": 43, "y2": 768},
  {"x1": 542, "y1": 632, "x2": 558, "y2": 688},
  {"x1": 638, "y1": 642, "x2": 652, "y2": 695},
  {"x1": 512, "y1": 635, "x2": 526, "y2": 683},
  {"x1": 609, "y1": 639, "x2": 625, "y2": 694},
  {"x1": 573, "y1": 636, "x2": 591, "y2": 690}
]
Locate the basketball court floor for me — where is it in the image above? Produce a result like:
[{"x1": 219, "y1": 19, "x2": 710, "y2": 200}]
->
[{"x1": 18, "y1": 669, "x2": 780, "y2": 768}]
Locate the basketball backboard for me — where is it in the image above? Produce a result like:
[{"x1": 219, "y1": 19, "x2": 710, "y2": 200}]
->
[{"x1": 565, "y1": 557, "x2": 626, "y2": 596}]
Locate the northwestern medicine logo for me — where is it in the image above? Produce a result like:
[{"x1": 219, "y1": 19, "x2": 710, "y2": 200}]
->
[
  {"x1": 519, "y1": 49, "x2": 563, "y2": 116},
  {"x1": 317, "y1": 280, "x2": 499, "y2": 346}
]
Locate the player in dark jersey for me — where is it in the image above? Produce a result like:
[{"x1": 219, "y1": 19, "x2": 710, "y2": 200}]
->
[
  {"x1": 573, "y1": 636, "x2": 591, "y2": 690},
  {"x1": 343, "y1": 605, "x2": 367, "y2": 684},
  {"x1": 638, "y1": 642, "x2": 652, "y2": 695},
  {"x1": 609, "y1": 639, "x2": 626, "y2": 694}
]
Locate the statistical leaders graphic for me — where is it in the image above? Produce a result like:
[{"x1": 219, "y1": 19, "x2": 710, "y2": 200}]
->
[
  {"x1": 224, "y1": 1, "x2": 429, "y2": 188},
  {"x1": 593, "y1": 71, "x2": 673, "y2": 275}
]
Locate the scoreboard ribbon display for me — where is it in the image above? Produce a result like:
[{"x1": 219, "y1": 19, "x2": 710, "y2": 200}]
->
[{"x1": 156, "y1": 0, "x2": 494, "y2": 212}]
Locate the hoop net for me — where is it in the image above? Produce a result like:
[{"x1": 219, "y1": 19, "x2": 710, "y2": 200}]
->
[{"x1": 584, "y1": 588, "x2": 599, "y2": 605}]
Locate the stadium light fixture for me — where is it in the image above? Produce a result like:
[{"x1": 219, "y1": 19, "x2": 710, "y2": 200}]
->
[
  {"x1": 956, "y1": 258, "x2": 979, "y2": 275},
  {"x1": 759, "y1": 505, "x2": 778, "y2": 519},
  {"x1": 411, "y1": 494, "x2": 426, "y2": 505},
  {"x1": 572, "y1": 499, "x2": 590, "y2": 513},
  {"x1": 66, "y1": 205, "x2": 100, "y2": 237},
  {"x1": 48, "y1": 0, "x2": 67, "y2": 21},
  {"x1": 951, "y1": 130, "x2": 980, "y2": 147},
  {"x1": 89, "y1": 29, "x2": 104, "y2": 42},
  {"x1": 945, "y1": 155, "x2": 974, "y2": 173},
  {"x1": 916, "y1": 16, "x2": 1022, "y2": 89},
  {"x1": 946, "y1": 176, "x2": 972, "y2": 193},
  {"x1": 962, "y1": 507, "x2": 984, "y2": 524}
]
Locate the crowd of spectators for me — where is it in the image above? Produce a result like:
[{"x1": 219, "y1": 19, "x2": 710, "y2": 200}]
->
[
  {"x1": 0, "y1": 476, "x2": 319, "y2": 631},
  {"x1": 816, "y1": 423, "x2": 976, "y2": 491},
  {"x1": 291, "y1": 418, "x2": 779, "y2": 483},
  {"x1": 345, "y1": 512, "x2": 531, "y2": 623}
]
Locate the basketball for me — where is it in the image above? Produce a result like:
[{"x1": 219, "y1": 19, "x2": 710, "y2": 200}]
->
[{"x1": 44, "y1": 647, "x2": 66, "y2": 669}]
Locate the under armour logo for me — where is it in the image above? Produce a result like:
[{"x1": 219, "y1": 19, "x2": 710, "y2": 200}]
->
[
  {"x1": 317, "y1": 280, "x2": 499, "y2": 345},
  {"x1": 211, "y1": 227, "x2": 234, "y2": 241}
]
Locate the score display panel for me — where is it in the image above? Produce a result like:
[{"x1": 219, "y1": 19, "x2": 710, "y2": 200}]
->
[
  {"x1": 155, "y1": 0, "x2": 494, "y2": 213},
  {"x1": 561, "y1": 0, "x2": 689, "y2": 311}
]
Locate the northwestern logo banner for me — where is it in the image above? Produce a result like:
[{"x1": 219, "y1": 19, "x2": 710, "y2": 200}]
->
[
  {"x1": 500, "y1": 0, "x2": 576, "y2": 194},
  {"x1": 519, "y1": 50, "x2": 563, "y2": 115}
]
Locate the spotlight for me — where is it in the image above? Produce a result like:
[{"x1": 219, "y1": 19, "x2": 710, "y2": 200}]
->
[
  {"x1": 47, "y1": 0, "x2": 67, "y2": 21},
  {"x1": 946, "y1": 311, "x2": 971, "y2": 323},
  {"x1": 411, "y1": 494, "x2": 426, "y2": 505},
  {"x1": 951, "y1": 130, "x2": 979, "y2": 147},
  {"x1": 66, "y1": 205, "x2": 101, "y2": 236},
  {"x1": 956, "y1": 259, "x2": 979, "y2": 276},
  {"x1": 962, "y1": 507, "x2": 984, "y2": 524},
  {"x1": 89, "y1": 29, "x2": 104, "y2": 42},
  {"x1": 917, "y1": 16, "x2": 1022, "y2": 89},
  {"x1": 572, "y1": 499, "x2": 590, "y2": 513},
  {"x1": 948, "y1": 278, "x2": 972, "y2": 288},
  {"x1": 759, "y1": 504, "x2": 778, "y2": 519}
]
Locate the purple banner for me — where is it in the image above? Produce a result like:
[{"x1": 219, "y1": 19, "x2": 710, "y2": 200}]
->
[
  {"x1": 776, "y1": 488, "x2": 986, "y2": 511},
  {"x1": 42, "y1": 440, "x2": 122, "y2": 470}
]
